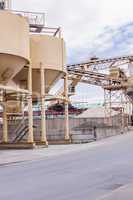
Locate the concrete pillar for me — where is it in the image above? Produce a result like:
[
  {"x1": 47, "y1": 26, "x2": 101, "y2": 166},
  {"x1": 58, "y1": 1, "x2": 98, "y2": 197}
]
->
[
  {"x1": 2, "y1": 102, "x2": 8, "y2": 143},
  {"x1": 40, "y1": 63, "x2": 48, "y2": 145},
  {"x1": 27, "y1": 65, "x2": 34, "y2": 143},
  {"x1": 64, "y1": 73, "x2": 70, "y2": 140}
]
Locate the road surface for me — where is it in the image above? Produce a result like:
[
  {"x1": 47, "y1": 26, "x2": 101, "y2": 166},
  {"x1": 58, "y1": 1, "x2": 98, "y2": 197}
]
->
[{"x1": 0, "y1": 132, "x2": 133, "y2": 200}]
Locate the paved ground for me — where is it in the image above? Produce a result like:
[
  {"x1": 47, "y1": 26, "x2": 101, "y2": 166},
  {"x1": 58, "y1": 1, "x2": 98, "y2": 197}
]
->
[
  {"x1": 99, "y1": 183, "x2": 133, "y2": 200},
  {"x1": 0, "y1": 132, "x2": 133, "y2": 200}
]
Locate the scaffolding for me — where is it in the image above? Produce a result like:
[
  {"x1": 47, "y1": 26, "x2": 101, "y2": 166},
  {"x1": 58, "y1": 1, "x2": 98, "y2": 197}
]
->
[
  {"x1": 67, "y1": 56, "x2": 133, "y2": 130},
  {"x1": 103, "y1": 88, "x2": 129, "y2": 128},
  {"x1": 11, "y1": 10, "x2": 61, "y2": 36}
]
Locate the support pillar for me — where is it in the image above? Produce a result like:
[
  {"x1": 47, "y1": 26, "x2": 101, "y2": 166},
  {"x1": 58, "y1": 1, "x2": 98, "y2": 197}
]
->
[
  {"x1": 40, "y1": 63, "x2": 48, "y2": 145},
  {"x1": 109, "y1": 90, "x2": 112, "y2": 126},
  {"x1": 27, "y1": 65, "x2": 34, "y2": 144},
  {"x1": 64, "y1": 73, "x2": 70, "y2": 140},
  {"x1": 2, "y1": 102, "x2": 8, "y2": 143}
]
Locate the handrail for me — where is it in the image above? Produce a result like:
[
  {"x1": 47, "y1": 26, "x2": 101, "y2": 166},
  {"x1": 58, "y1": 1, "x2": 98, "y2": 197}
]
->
[
  {"x1": 10, "y1": 10, "x2": 61, "y2": 36},
  {"x1": 11, "y1": 9, "x2": 45, "y2": 26}
]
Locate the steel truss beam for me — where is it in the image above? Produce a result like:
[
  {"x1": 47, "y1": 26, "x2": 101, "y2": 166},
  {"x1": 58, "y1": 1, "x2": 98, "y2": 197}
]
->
[{"x1": 67, "y1": 55, "x2": 133, "y2": 128}]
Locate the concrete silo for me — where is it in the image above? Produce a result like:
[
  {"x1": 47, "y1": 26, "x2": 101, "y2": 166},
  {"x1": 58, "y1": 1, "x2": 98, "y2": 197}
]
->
[
  {"x1": 0, "y1": 10, "x2": 29, "y2": 84},
  {"x1": 0, "y1": 8, "x2": 35, "y2": 147},
  {"x1": 30, "y1": 34, "x2": 66, "y2": 95}
]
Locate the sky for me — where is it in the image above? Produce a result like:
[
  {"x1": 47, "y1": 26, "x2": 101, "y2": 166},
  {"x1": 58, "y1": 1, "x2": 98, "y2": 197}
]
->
[{"x1": 12, "y1": 0, "x2": 133, "y2": 104}]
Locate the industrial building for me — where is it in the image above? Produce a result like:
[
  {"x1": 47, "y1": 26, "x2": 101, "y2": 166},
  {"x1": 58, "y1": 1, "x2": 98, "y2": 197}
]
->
[{"x1": 0, "y1": 0, "x2": 133, "y2": 149}]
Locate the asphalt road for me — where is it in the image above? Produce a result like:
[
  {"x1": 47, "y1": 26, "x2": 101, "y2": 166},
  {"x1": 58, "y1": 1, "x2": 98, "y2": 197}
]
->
[{"x1": 1, "y1": 133, "x2": 133, "y2": 200}]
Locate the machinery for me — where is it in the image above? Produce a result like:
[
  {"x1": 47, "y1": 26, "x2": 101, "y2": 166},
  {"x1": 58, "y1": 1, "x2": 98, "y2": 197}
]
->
[
  {"x1": 0, "y1": 10, "x2": 29, "y2": 85},
  {"x1": 67, "y1": 56, "x2": 133, "y2": 127}
]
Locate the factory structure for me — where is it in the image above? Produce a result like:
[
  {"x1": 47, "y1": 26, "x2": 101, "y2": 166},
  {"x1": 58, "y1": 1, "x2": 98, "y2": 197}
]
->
[
  {"x1": 0, "y1": 0, "x2": 133, "y2": 148},
  {"x1": 0, "y1": 0, "x2": 70, "y2": 148}
]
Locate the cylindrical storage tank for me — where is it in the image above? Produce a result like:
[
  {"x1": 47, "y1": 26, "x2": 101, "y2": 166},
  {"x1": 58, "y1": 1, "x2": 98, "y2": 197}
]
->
[
  {"x1": 30, "y1": 34, "x2": 66, "y2": 94},
  {"x1": 0, "y1": 10, "x2": 29, "y2": 84},
  {"x1": 13, "y1": 34, "x2": 66, "y2": 97}
]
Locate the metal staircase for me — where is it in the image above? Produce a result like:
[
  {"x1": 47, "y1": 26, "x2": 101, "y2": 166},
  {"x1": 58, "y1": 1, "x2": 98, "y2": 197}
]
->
[
  {"x1": 12, "y1": 115, "x2": 28, "y2": 143},
  {"x1": 12, "y1": 125, "x2": 29, "y2": 143},
  {"x1": 12, "y1": 116, "x2": 37, "y2": 143}
]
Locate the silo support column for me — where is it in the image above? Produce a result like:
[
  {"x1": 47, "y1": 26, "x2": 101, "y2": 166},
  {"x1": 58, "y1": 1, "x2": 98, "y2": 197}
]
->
[
  {"x1": 40, "y1": 63, "x2": 48, "y2": 145},
  {"x1": 2, "y1": 103, "x2": 8, "y2": 143},
  {"x1": 64, "y1": 74, "x2": 70, "y2": 141},
  {"x1": 27, "y1": 65, "x2": 34, "y2": 144}
]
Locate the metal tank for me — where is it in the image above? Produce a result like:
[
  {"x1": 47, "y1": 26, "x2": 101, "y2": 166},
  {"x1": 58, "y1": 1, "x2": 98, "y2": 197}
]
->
[
  {"x1": 31, "y1": 34, "x2": 66, "y2": 94},
  {"x1": 14, "y1": 34, "x2": 66, "y2": 96},
  {"x1": 0, "y1": 10, "x2": 29, "y2": 84}
]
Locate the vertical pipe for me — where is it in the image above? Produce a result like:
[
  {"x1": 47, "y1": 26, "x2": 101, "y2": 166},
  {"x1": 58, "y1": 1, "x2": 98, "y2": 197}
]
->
[
  {"x1": 59, "y1": 27, "x2": 61, "y2": 38},
  {"x1": 5, "y1": 0, "x2": 11, "y2": 9},
  {"x1": 2, "y1": 102, "x2": 8, "y2": 143},
  {"x1": 104, "y1": 89, "x2": 107, "y2": 124},
  {"x1": 40, "y1": 63, "x2": 47, "y2": 145},
  {"x1": 8, "y1": 0, "x2": 11, "y2": 9},
  {"x1": 121, "y1": 92, "x2": 124, "y2": 133},
  {"x1": 43, "y1": 13, "x2": 45, "y2": 26},
  {"x1": 130, "y1": 102, "x2": 133, "y2": 126},
  {"x1": 64, "y1": 73, "x2": 70, "y2": 140},
  {"x1": 125, "y1": 95, "x2": 128, "y2": 128},
  {"x1": 27, "y1": 65, "x2": 34, "y2": 143},
  {"x1": 109, "y1": 90, "x2": 112, "y2": 126}
]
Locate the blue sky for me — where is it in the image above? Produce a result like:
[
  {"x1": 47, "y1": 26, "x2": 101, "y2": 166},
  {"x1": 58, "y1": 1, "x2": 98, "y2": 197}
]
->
[{"x1": 12, "y1": 0, "x2": 133, "y2": 104}]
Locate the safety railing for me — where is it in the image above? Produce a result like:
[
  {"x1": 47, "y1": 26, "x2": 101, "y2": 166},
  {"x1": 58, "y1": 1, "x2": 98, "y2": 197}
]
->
[
  {"x1": 12, "y1": 10, "x2": 45, "y2": 27},
  {"x1": 11, "y1": 10, "x2": 61, "y2": 37}
]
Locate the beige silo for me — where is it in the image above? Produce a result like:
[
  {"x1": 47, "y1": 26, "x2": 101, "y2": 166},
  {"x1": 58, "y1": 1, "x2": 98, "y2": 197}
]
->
[
  {"x1": 0, "y1": 10, "x2": 29, "y2": 84},
  {"x1": 0, "y1": 10, "x2": 34, "y2": 146},
  {"x1": 30, "y1": 34, "x2": 66, "y2": 95},
  {"x1": 14, "y1": 34, "x2": 66, "y2": 94}
]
